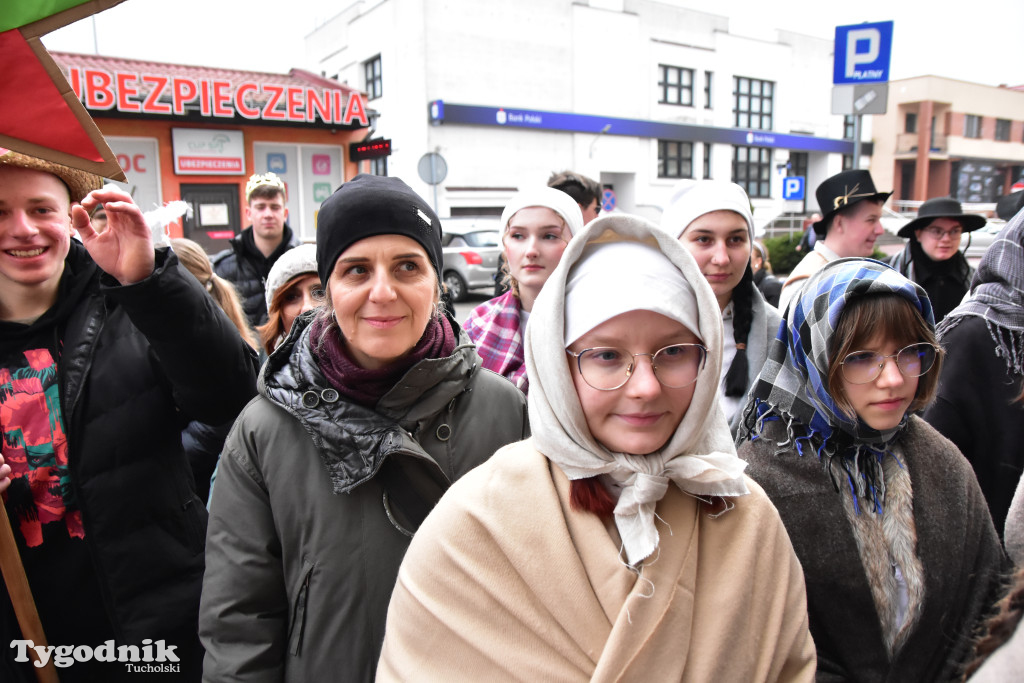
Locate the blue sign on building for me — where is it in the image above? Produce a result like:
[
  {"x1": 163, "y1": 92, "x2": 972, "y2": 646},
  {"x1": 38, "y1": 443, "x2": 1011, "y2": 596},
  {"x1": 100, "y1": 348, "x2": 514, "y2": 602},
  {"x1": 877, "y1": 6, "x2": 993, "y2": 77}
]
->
[
  {"x1": 428, "y1": 101, "x2": 858, "y2": 155},
  {"x1": 833, "y1": 21, "x2": 894, "y2": 85},
  {"x1": 782, "y1": 176, "x2": 805, "y2": 201}
]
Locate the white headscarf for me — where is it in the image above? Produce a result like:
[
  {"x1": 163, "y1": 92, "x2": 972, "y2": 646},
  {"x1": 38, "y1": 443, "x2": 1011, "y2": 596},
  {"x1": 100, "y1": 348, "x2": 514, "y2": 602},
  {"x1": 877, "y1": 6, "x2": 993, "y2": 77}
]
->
[
  {"x1": 563, "y1": 240, "x2": 700, "y2": 347},
  {"x1": 525, "y1": 214, "x2": 749, "y2": 565},
  {"x1": 500, "y1": 187, "x2": 585, "y2": 238}
]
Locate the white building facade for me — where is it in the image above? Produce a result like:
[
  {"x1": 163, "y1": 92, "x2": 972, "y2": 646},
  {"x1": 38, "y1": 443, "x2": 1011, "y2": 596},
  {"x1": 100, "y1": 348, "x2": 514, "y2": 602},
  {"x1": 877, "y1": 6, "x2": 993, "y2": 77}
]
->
[{"x1": 305, "y1": 0, "x2": 861, "y2": 224}]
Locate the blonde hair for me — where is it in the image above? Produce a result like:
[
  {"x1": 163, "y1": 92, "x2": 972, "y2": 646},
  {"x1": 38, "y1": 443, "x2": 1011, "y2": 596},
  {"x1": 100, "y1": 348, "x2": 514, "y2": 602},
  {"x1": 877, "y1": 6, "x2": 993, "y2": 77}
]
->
[{"x1": 171, "y1": 238, "x2": 259, "y2": 350}]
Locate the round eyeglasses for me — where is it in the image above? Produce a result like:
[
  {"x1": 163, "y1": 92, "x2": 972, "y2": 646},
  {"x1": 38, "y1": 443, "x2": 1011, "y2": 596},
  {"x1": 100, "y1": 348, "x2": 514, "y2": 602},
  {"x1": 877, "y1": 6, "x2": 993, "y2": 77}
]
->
[
  {"x1": 921, "y1": 225, "x2": 963, "y2": 240},
  {"x1": 566, "y1": 344, "x2": 707, "y2": 391},
  {"x1": 839, "y1": 343, "x2": 938, "y2": 385}
]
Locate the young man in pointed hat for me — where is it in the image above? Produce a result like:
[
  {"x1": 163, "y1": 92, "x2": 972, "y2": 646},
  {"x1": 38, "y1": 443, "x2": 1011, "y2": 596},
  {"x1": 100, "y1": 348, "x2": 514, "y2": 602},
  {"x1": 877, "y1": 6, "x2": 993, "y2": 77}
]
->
[
  {"x1": 213, "y1": 172, "x2": 301, "y2": 328},
  {"x1": 777, "y1": 169, "x2": 891, "y2": 312},
  {"x1": 0, "y1": 150, "x2": 258, "y2": 681},
  {"x1": 886, "y1": 197, "x2": 986, "y2": 322}
]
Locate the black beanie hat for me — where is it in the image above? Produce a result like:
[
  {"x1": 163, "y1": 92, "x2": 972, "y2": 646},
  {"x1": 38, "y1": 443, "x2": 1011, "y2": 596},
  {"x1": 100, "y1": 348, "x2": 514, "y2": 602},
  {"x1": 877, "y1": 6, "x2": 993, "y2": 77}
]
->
[{"x1": 316, "y1": 174, "x2": 443, "y2": 286}]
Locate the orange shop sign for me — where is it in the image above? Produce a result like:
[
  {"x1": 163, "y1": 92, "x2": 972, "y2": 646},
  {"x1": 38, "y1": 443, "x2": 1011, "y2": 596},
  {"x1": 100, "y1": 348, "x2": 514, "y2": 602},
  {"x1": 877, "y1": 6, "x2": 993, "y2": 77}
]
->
[{"x1": 66, "y1": 67, "x2": 369, "y2": 127}]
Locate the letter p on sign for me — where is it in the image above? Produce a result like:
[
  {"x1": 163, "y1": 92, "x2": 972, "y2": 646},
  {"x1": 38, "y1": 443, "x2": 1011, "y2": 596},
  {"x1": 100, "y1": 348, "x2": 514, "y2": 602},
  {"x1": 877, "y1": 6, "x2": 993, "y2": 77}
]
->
[
  {"x1": 783, "y1": 176, "x2": 805, "y2": 201},
  {"x1": 846, "y1": 29, "x2": 880, "y2": 78}
]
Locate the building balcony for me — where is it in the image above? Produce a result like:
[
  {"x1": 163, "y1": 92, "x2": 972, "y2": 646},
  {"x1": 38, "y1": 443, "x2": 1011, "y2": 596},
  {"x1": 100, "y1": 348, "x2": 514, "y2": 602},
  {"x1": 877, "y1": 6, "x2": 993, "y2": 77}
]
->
[{"x1": 896, "y1": 132, "x2": 947, "y2": 154}]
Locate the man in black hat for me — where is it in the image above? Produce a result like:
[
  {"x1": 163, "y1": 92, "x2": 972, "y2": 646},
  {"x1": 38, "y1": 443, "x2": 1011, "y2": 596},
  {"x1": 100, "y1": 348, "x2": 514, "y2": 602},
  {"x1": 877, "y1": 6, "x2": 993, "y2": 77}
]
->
[
  {"x1": 778, "y1": 169, "x2": 891, "y2": 311},
  {"x1": 886, "y1": 197, "x2": 986, "y2": 321}
]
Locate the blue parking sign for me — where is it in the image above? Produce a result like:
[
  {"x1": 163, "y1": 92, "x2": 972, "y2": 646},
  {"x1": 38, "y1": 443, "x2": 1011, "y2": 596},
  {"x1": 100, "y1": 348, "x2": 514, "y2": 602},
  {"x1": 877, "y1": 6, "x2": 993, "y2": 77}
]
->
[
  {"x1": 783, "y1": 176, "x2": 805, "y2": 201},
  {"x1": 834, "y1": 21, "x2": 893, "y2": 84}
]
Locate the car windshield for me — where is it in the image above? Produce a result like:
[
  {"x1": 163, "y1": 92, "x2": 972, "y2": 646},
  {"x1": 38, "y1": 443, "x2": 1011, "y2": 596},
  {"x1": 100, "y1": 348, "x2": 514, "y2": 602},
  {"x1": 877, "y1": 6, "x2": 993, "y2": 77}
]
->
[{"x1": 461, "y1": 231, "x2": 501, "y2": 248}]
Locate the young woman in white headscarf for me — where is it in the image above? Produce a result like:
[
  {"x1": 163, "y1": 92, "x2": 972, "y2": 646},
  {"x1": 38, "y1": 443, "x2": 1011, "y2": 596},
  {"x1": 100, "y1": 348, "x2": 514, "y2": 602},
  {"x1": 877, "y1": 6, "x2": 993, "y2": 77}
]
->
[
  {"x1": 662, "y1": 180, "x2": 781, "y2": 433},
  {"x1": 377, "y1": 214, "x2": 816, "y2": 682},
  {"x1": 464, "y1": 187, "x2": 583, "y2": 394},
  {"x1": 736, "y1": 258, "x2": 1006, "y2": 682}
]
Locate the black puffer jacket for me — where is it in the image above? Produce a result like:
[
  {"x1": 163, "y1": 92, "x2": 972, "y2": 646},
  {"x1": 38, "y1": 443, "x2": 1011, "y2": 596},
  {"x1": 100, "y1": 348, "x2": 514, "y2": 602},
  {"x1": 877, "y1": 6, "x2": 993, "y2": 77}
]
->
[
  {"x1": 213, "y1": 225, "x2": 300, "y2": 327},
  {"x1": 200, "y1": 313, "x2": 529, "y2": 682},
  {"x1": 1, "y1": 244, "x2": 259, "y2": 682}
]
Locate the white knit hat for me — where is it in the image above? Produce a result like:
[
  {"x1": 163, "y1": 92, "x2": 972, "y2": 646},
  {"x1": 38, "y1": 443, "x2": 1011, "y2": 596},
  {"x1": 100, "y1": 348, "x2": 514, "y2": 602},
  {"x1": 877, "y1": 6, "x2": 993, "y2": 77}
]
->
[
  {"x1": 265, "y1": 243, "x2": 318, "y2": 309},
  {"x1": 661, "y1": 180, "x2": 754, "y2": 240},
  {"x1": 500, "y1": 187, "x2": 584, "y2": 238}
]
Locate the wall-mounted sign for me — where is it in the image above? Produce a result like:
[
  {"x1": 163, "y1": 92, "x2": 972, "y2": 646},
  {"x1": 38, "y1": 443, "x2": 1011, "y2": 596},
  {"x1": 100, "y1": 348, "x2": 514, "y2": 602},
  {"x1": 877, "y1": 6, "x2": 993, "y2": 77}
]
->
[
  {"x1": 350, "y1": 138, "x2": 392, "y2": 161},
  {"x1": 172, "y1": 128, "x2": 245, "y2": 175},
  {"x1": 66, "y1": 67, "x2": 369, "y2": 127},
  {"x1": 429, "y1": 101, "x2": 857, "y2": 155}
]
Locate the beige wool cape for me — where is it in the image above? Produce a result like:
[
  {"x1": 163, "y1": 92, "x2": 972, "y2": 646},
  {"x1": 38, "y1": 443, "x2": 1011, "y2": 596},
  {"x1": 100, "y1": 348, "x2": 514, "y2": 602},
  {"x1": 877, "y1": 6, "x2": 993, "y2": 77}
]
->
[
  {"x1": 377, "y1": 215, "x2": 815, "y2": 681},
  {"x1": 376, "y1": 443, "x2": 815, "y2": 682}
]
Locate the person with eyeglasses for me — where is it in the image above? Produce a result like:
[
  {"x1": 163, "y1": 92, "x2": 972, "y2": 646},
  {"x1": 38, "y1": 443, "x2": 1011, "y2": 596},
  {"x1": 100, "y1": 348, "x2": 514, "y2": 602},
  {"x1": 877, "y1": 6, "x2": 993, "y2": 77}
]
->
[
  {"x1": 378, "y1": 214, "x2": 816, "y2": 681},
  {"x1": 923, "y1": 202, "x2": 1024, "y2": 543},
  {"x1": 885, "y1": 197, "x2": 986, "y2": 322},
  {"x1": 737, "y1": 258, "x2": 1006, "y2": 682}
]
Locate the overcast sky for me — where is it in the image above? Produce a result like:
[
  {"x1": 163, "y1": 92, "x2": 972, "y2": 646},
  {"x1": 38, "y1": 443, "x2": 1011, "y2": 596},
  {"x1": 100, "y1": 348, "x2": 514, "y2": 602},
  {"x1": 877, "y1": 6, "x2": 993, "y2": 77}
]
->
[{"x1": 42, "y1": 0, "x2": 1023, "y2": 87}]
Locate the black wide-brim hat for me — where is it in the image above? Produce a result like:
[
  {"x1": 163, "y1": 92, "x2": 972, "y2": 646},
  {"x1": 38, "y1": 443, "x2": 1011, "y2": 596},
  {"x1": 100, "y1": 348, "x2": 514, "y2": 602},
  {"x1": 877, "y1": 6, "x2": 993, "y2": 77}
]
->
[
  {"x1": 813, "y1": 169, "x2": 892, "y2": 236},
  {"x1": 898, "y1": 196, "x2": 986, "y2": 238}
]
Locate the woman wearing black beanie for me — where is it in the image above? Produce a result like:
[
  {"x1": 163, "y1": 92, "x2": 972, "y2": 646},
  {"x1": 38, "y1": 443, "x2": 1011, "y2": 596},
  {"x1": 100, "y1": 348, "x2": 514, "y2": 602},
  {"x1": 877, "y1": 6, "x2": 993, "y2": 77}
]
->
[{"x1": 200, "y1": 175, "x2": 529, "y2": 681}]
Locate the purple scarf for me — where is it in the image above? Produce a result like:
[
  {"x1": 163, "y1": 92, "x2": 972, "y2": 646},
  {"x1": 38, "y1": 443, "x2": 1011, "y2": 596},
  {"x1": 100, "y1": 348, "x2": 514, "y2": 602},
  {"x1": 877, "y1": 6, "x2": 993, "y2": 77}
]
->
[{"x1": 310, "y1": 315, "x2": 457, "y2": 407}]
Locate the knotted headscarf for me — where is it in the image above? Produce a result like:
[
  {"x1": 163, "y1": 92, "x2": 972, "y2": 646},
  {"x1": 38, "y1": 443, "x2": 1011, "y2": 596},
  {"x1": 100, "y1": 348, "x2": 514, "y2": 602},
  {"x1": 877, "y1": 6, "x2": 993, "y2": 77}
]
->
[
  {"x1": 525, "y1": 214, "x2": 749, "y2": 565},
  {"x1": 739, "y1": 258, "x2": 934, "y2": 512}
]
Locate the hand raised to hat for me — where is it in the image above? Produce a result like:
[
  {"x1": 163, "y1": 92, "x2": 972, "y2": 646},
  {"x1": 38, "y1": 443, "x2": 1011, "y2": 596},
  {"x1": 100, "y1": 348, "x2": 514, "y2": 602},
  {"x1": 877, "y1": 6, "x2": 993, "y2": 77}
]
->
[{"x1": 73, "y1": 187, "x2": 155, "y2": 285}]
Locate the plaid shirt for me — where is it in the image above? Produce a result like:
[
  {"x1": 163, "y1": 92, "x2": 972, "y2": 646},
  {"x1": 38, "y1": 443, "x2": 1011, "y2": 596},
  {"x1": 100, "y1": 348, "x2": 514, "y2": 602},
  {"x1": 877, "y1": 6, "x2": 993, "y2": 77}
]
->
[{"x1": 464, "y1": 290, "x2": 529, "y2": 394}]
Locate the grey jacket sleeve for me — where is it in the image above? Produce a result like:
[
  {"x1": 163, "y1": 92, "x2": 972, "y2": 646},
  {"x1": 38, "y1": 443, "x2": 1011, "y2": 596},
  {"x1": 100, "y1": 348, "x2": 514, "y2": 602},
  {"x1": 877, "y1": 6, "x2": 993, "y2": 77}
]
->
[{"x1": 200, "y1": 415, "x2": 288, "y2": 682}]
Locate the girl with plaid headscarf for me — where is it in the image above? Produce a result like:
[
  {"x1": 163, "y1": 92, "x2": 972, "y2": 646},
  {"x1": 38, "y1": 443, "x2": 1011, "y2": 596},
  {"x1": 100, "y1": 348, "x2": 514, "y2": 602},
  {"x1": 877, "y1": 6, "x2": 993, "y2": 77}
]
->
[{"x1": 737, "y1": 258, "x2": 1006, "y2": 682}]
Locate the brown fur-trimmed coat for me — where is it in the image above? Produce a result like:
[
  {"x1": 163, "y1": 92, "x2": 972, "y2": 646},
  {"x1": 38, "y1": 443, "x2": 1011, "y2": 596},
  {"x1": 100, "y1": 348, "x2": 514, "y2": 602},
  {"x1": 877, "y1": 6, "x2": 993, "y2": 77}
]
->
[{"x1": 739, "y1": 416, "x2": 1007, "y2": 682}]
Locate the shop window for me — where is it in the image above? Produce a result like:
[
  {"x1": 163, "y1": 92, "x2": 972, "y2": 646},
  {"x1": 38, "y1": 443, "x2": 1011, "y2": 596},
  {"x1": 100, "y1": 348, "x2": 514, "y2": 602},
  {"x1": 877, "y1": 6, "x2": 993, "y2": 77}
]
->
[
  {"x1": 364, "y1": 55, "x2": 382, "y2": 100},
  {"x1": 905, "y1": 112, "x2": 917, "y2": 133},
  {"x1": 732, "y1": 145, "x2": 771, "y2": 198},
  {"x1": 733, "y1": 76, "x2": 774, "y2": 130},
  {"x1": 964, "y1": 114, "x2": 981, "y2": 139},
  {"x1": 704, "y1": 71, "x2": 713, "y2": 109},
  {"x1": 996, "y1": 118, "x2": 1011, "y2": 141},
  {"x1": 658, "y1": 65, "x2": 694, "y2": 106},
  {"x1": 658, "y1": 140, "x2": 693, "y2": 178}
]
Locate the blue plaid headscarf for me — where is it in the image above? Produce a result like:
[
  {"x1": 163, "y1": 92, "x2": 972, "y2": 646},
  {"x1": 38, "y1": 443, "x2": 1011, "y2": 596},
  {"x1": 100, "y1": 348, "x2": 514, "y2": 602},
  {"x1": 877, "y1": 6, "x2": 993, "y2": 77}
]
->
[{"x1": 738, "y1": 258, "x2": 935, "y2": 512}]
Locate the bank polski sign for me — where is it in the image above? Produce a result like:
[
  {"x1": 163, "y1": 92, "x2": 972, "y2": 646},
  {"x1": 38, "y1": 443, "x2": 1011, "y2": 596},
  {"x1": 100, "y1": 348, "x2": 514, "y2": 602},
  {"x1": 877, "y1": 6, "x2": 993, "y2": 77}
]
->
[{"x1": 833, "y1": 21, "x2": 893, "y2": 84}]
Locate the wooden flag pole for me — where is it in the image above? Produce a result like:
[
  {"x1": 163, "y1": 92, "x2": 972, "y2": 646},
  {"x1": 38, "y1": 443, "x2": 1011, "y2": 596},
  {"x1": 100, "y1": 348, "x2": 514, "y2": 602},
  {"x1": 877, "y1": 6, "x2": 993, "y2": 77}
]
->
[{"x1": 0, "y1": 503, "x2": 60, "y2": 683}]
